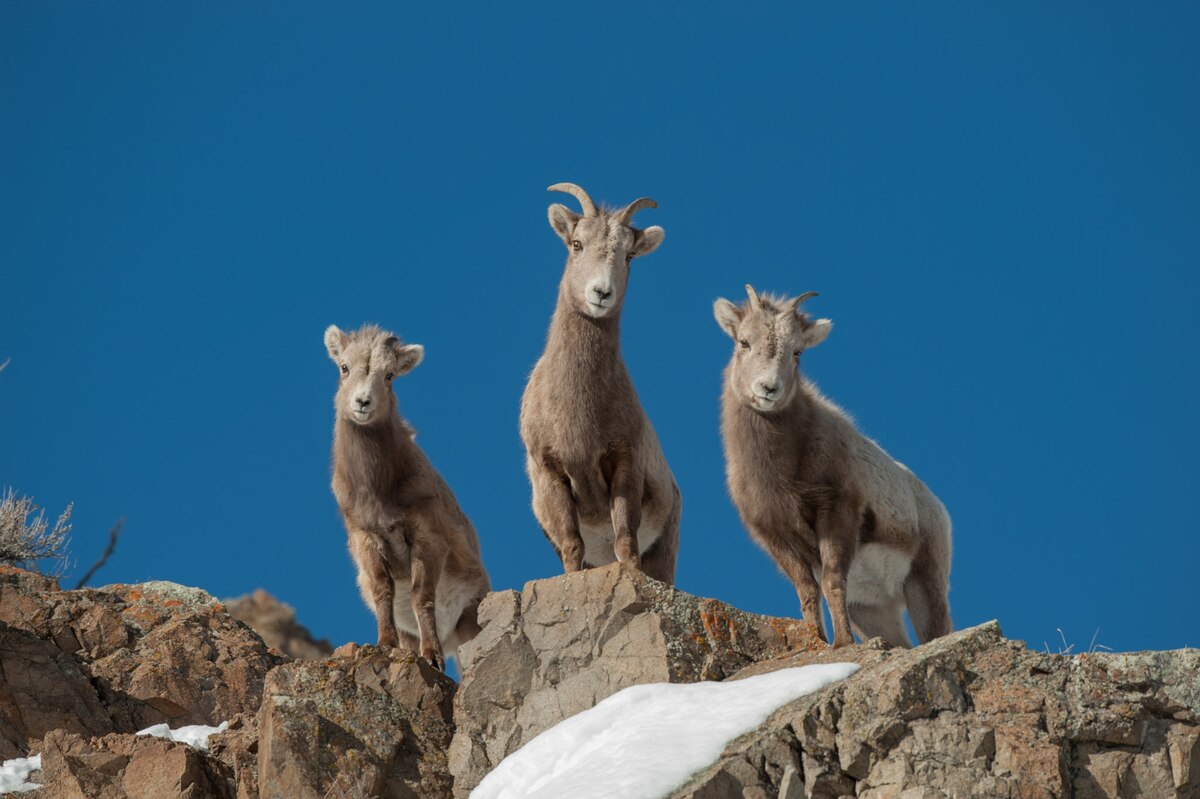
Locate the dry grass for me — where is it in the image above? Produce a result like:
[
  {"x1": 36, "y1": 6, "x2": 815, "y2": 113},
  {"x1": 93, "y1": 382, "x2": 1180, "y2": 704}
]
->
[{"x1": 0, "y1": 488, "x2": 73, "y2": 575}]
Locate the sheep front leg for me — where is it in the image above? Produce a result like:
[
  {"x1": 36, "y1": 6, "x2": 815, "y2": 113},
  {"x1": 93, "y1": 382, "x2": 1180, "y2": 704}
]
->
[
  {"x1": 609, "y1": 451, "x2": 644, "y2": 570},
  {"x1": 349, "y1": 531, "x2": 399, "y2": 648},
  {"x1": 529, "y1": 455, "x2": 585, "y2": 573},
  {"x1": 409, "y1": 535, "x2": 448, "y2": 671},
  {"x1": 749, "y1": 524, "x2": 826, "y2": 642},
  {"x1": 817, "y1": 510, "x2": 858, "y2": 649}
]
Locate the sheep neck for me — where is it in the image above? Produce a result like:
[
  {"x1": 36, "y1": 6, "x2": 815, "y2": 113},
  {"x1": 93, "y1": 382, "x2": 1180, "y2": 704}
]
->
[
  {"x1": 724, "y1": 379, "x2": 818, "y2": 477},
  {"x1": 543, "y1": 288, "x2": 623, "y2": 375},
  {"x1": 333, "y1": 412, "x2": 420, "y2": 495}
]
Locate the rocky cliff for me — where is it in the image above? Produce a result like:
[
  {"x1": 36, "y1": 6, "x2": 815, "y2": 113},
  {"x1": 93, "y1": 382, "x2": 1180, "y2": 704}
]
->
[{"x1": 1, "y1": 563, "x2": 1196, "y2": 798}]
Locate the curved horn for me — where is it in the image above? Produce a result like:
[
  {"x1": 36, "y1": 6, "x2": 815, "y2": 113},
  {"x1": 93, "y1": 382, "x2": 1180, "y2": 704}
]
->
[
  {"x1": 783, "y1": 291, "x2": 820, "y2": 316},
  {"x1": 547, "y1": 182, "x2": 597, "y2": 217},
  {"x1": 745, "y1": 284, "x2": 761, "y2": 310},
  {"x1": 616, "y1": 197, "x2": 657, "y2": 227}
]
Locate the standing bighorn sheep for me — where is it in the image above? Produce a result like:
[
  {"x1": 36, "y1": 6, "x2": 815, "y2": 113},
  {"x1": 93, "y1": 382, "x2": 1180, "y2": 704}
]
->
[
  {"x1": 714, "y1": 286, "x2": 952, "y2": 648},
  {"x1": 325, "y1": 324, "x2": 490, "y2": 669},
  {"x1": 519, "y1": 183, "x2": 681, "y2": 583}
]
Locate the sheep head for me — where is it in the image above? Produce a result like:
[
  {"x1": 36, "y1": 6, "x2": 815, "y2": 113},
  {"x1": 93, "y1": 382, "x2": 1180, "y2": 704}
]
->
[
  {"x1": 546, "y1": 182, "x2": 665, "y2": 320},
  {"x1": 324, "y1": 324, "x2": 424, "y2": 426},
  {"x1": 713, "y1": 286, "x2": 831, "y2": 413}
]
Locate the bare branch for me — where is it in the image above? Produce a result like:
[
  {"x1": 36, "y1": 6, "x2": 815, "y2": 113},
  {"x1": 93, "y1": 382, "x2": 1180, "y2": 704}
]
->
[{"x1": 74, "y1": 518, "x2": 124, "y2": 589}]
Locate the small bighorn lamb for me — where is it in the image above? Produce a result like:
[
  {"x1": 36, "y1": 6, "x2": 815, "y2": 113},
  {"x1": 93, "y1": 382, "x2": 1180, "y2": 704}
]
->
[
  {"x1": 519, "y1": 183, "x2": 682, "y2": 583},
  {"x1": 714, "y1": 286, "x2": 952, "y2": 648},
  {"x1": 325, "y1": 324, "x2": 490, "y2": 670}
]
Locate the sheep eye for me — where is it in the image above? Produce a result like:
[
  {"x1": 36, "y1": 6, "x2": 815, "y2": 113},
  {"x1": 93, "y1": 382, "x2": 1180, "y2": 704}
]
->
[
  {"x1": 386, "y1": 372, "x2": 395, "y2": 381},
  {"x1": 738, "y1": 339, "x2": 750, "y2": 349},
  {"x1": 793, "y1": 350, "x2": 801, "y2": 358},
  {"x1": 340, "y1": 364, "x2": 349, "y2": 375},
  {"x1": 625, "y1": 253, "x2": 633, "y2": 263},
  {"x1": 572, "y1": 240, "x2": 582, "y2": 252}
]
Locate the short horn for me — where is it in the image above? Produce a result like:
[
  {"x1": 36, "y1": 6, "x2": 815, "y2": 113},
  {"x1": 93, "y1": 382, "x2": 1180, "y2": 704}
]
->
[
  {"x1": 616, "y1": 197, "x2": 657, "y2": 226},
  {"x1": 547, "y1": 182, "x2": 597, "y2": 217},
  {"x1": 783, "y1": 291, "x2": 820, "y2": 315},
  {"x1": 745, "y1": 284, "x2": 761, "y2": 310}
]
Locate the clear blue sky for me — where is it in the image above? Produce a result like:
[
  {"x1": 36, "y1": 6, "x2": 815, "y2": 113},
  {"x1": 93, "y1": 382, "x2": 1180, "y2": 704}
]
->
[{"x1": 2, "y1": 4, "x2": 1197, "y2": 654}]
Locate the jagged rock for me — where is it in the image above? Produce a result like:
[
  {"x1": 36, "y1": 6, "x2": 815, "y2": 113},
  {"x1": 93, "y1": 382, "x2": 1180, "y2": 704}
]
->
[
  {"x1": 670, "y1": 622, "x2": 1200, "y2": 799},
  {"x1": 5, "y1": 563, "x2": 1199, "y2": 799},
  {"x1": 224, "y1": 590, "x2": 333, "y2": 661},
  {"x1": 448, "y1": 563, "x2": 825, "y2": 796},
  {"x1": 257, "y1": 644, "x2": 456, "y2": 799},
  {"x1": 30, "y1": 728, "x2": 235, "y2": 799},
  {"x1": 207, "y1": 715, "x2": 259, "y2": 799},
  {"x1": 0, "y1": 565, "x2": 283, "y2": 760}
]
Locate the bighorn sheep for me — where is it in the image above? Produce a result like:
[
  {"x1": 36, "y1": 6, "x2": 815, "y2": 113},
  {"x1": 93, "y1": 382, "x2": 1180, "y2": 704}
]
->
[
  {"x1": 519, "y1": 183, "x2": 681, "y2": 583},
  {"x1": 325, "y1": 324, "x2": 490, "y2": 669},
  {"x1": 714, "y1": 286, "x2": 952, "y2": 648}
]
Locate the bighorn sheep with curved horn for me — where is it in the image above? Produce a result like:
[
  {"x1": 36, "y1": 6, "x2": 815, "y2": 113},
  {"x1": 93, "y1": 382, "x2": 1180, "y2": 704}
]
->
[
  {"x1": 325, "y1": 324, "x2": 490, "y2": 670},
  {"x1": 519, "y1": 182, "x2": 681, "y2": 583},
  {"x1": 715, "y1": 286, "x2": 952, "y2": 648}
]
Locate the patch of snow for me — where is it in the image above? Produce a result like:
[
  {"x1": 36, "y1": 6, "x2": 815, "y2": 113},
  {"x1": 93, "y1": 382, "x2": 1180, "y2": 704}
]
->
[
  {"x1": 471, "y1": 662, "x2": 860, "y2": 799},
  {"x1": 0, "y1": 753, "x2": 42, "y2": 794},
  {"x1": 135, "y1": 720, "x2": 229, "y2": 750}
]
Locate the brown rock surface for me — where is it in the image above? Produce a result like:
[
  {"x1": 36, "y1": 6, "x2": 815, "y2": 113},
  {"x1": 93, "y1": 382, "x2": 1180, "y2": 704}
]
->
[
  {"x1": 0, "y1": 565, "x2": 283, "y2": 760},
  {"x1": 670, "y1": 622, "x2": 1200, "y2": 799},
  {"x1": 4, "y1": 563, "x2": 1198, "y2": 799},
  {"x1": 31, "y1": 728, "x2": 234, "y2": 799},
  {"x1": 448, "y1": 563, "x2": 825, "y2": 796},
  {"x1": 224, "y1": 589, "x2": 333, "y2": 661},
  {"x1": 257, "y1": 644, "x2": 457, "y2": 799}
]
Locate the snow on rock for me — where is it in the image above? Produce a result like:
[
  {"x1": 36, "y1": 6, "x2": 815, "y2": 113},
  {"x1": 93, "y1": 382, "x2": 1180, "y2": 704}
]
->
[
  {"x1": 471, "y1": 662, "x2": 859, "y2": 799},
  {"x1": 135, "y1": 720, "x2": 229, "y2": 750},
  {"x1": 0, "y1": 753, "x2": 42, "y2": 794}
]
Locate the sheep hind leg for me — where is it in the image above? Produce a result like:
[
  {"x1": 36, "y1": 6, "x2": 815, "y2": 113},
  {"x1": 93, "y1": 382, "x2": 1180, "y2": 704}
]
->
[
  {"x1": 849, "y1": 601, "x2": 911, "y2": 648},
  {"x1": 904, "y1": 566, "x2": 952, "y2": 644},
  {"x1": 451, "y1": 596, "x2": 482, "y2": 648},
  {"x1": 639, "y1": 490, "x2": 680, "y2": 585}
]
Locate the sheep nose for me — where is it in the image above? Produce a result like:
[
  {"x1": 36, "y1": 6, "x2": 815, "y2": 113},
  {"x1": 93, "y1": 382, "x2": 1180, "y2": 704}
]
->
[
  {"x1": 592, "y1": 285, "x2": 613, "y2": 300},
  {"x1": 759, "y1": 382, "x2": 778, "y2": 397},
  {"x1": 355, "y1": 396, "x2": 372, "y2": 408}
]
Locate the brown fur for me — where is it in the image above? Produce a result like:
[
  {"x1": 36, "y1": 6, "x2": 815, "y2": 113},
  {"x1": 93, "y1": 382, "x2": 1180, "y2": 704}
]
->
[
  {"x1": 326, "y1": 324, "x2": 489, "y2": 670},
  {"x1": 716, "y1": 289, "x2": 952, "y2": 648},
  {"x1": 520, "y1": 185, "x2": 681, "y2": 583}
]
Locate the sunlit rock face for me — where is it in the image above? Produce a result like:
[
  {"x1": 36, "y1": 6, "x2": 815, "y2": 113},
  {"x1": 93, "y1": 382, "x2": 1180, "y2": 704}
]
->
[{"x1": 2, "y1": 563, "x2": 1198, "y2": 799}]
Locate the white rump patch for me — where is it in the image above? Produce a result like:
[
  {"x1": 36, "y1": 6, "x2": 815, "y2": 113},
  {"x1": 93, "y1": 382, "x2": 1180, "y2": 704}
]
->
[
  {"x1": 470, "y1": 662, "x2": 859, "y2": 799},
  {"x1": 847, "y1": 543, "x2": 913, "y2": 605}
]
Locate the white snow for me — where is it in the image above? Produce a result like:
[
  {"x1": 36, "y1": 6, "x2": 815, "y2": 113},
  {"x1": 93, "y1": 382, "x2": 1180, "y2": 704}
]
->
[
  {"x1": 0, "y1": 753, "x2": 42, "y2": 794},
  {"x1": 471, "y1": 662, "x2": 859, "y2": 799},
  {"x1": 135, "y1": 720, "x2": 229, "y2": 750}
]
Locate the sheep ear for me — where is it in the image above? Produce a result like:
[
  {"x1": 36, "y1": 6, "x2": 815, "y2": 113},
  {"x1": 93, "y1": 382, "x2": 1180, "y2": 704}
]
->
[
  {"x1": 713, "y1": 298, "x2": 743, "y2": 338},
  {"x1": 803, "y1": 319, "x2": 833, "y2": 349},
  {"x1": 324, "y1": 325, "x2": 346, "y2": 360},
  {"x1": 631, "y1": 226, "x2": 665, "y2": 259},
  {"x1": 548, "y1": 204, "x2": 580, "y2": 245},
  {"x1": 393, "y1": 343, "x2": 425, "y2": 376}
]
